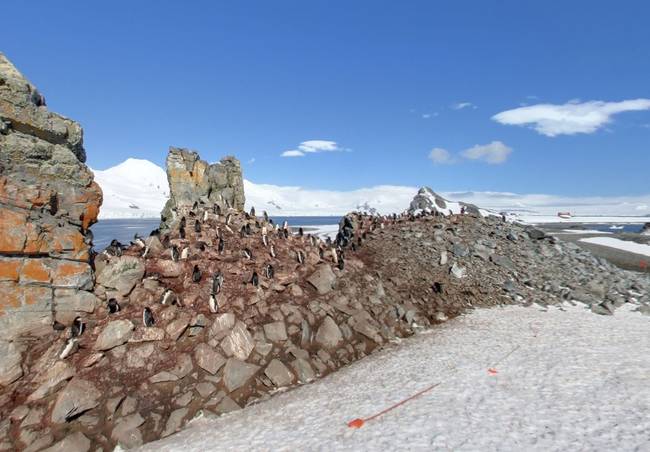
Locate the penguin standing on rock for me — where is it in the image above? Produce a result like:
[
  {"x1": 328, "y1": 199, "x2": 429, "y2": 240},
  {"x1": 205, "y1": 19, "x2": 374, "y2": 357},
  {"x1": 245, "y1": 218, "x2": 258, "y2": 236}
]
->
[
  {"x1": 59, "y1": 338, "x2": 79, "y2": 360},
  {"x1": 203, "y1": 210, "x2": 209, "y2": 222},
  {"x1": 161, "y1": 289, "x2": 176, "y2": 305},
  {"x1": 225, "y1": 213, "x2": 232, "y2": 225},
  {"x1": 243, "y1": 248, "x2": 253, "y2": 260},
  {"x1": 251, "y1": 271, "x2": 259, "y2": 287},
  {"x1": 192, "y1": 265, "x2": 202, "y2": 283},
  {"x1": 133, "y1": 234, "x2": 146, "y2": 249},
  {"x1": 212, "y1": 271, "x2": 224, "y2": 295},
  {"x1": 143, "y1": 307, "x2": 155, "y2": 327},
  {"x1": 218, "y1": 238, "x2": 225, "y2": 254},
  {"x1": 108, "y1": 298, "x2": 120, "y2": 314},
  {"x1": 179, "y1": 227, "x2": 186, "y2": 239},
  {"x1": 297, "y1": 250, "x2": 304, "y2": 265},
  {"x1": 263, "y1": 211, "x2": 269, "y2": 223},
  {"x1": 171, "y1": 245, "x2": 179, "y2": 262},
  {"x1": 208, "y1": 295, "x2": 219, "y2": 313},
  {"x1": 250, "y1": 206, "x2": 256, "y2": 217},
  {"x1": 71, "y1": 316, "x2": 85, "y2": 338},
  {"x1": 194, "y1": 220, "x2": 201, "y2": 233},
  {"x1": 270, "y1": 244, "x2": 276, "y2": 259},
  {"x1": 298, "y1": 227, "x2": 304, "y2": 237},
  {"x1": 181, "y1": 247, "x2": 189, "y2": 260},
  {"x1": 180, "y1": 217, "x2": 186, "y2": 229},
  {"x1": 264, "y1": 264, "x2": 274, "y2": 279},
  {"x1": 214, "y1": 204, "x2": 221, "y2": 215},
  {"x1": 240, "y1": 225, "x2": 246, "y2": 238}
]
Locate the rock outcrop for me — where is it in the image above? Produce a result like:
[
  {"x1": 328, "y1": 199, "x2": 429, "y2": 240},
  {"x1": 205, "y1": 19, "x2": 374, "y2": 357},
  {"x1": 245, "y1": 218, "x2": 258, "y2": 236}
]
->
[
  {"x1": 160, "y1": 148, "x2": 244, "y2": 229},
  {"x1": 0, "y1": 53, "x2": 102, "y2": 341},
  {"x1": 409, "y1": 186, "x2": 480, "y2": 216}
]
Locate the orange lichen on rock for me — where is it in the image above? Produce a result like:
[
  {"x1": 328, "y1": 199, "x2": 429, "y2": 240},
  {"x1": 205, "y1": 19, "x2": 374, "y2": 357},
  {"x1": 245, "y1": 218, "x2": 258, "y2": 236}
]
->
[
  {"x1": 0, "y1": 207, "x2": 28, "y2": 252},
  {"x1": 0, "y1": 259, "x2": 22, "y2": 282},
  {"x1": 20, "y1": 259, "x2": 51, "y2": 284}
]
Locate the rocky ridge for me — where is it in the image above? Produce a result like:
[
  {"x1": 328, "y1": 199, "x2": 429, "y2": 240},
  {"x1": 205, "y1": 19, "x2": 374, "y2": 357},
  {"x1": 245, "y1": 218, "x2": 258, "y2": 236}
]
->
[
  {"x1": 0, "y1": 55, "x2": 649, "y2": 451},
  {"x1": 0, "y1": 53, "x2": 102, "y2": 344},
  {"x1": 160, "y1": 148, "x2": 244, "y2": 230}
]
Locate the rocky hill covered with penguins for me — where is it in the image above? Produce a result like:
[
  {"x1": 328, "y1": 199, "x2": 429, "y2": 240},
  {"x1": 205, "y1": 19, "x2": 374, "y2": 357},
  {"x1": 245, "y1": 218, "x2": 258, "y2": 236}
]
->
[
  {"x1": 1, "y1": 53, "x2": 649, "y2": 452},
  {"x1": 3, "y1": 148, "x2": 649, "y2": 450}
]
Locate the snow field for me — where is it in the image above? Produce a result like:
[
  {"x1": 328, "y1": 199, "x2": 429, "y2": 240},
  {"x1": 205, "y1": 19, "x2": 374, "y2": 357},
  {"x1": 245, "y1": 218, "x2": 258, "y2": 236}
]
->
[{"x1": 140, "y1": 304, "x2": 650, "y2": 452}]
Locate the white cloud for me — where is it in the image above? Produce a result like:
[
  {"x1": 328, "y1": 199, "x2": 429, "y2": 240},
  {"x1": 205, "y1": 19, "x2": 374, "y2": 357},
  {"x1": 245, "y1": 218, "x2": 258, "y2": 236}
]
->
[
  {"x1": 493, "y1": 99, "x2": 650, "y2": 137},
  {"x1": 428, "y1": 148, "x2": 454, "y2": 164},
  {"x1": 452, "y1": 102, "x2": 477, "y2": 110},
  {"x1": 461, "y1": 141, "x2": 512, "y2": 164},
  {"x1": 247, "y1": 157, "x2": 256, "y2": 164},
  {"x1": 281, "y1": 140, "x2": 346, "y2": 157},
  {"x1": 422, "y1": 113, "x2": 431, "y2": 119},
  {"x1": 281, "y1": 150, "x2": 305, "y2": 157}
]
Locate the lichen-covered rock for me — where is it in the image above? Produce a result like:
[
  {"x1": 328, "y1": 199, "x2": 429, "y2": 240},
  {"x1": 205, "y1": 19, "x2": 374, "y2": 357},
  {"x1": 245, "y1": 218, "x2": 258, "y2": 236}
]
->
[
  {"x1": 95, "y1": 256, "x2": 145, "y2": 296},
  {"x1": 160, "y1": 148, "x2": 244, "y2": 229},
  {"x1": 0, "y1": 53, "x2": 101, "y2": 340}
]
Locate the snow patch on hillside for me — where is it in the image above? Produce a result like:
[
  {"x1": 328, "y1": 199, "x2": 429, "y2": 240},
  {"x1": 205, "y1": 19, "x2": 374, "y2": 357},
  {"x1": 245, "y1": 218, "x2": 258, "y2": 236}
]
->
[
  {"x1": 91, "y1": 158, "x2": 650, "y2": 219},
  {"x1": 92, "y1": 158, "x2": 169, "y2": 219},
  {"x1": 140, "y1": 304, "x2": 650, "y2": 452}
]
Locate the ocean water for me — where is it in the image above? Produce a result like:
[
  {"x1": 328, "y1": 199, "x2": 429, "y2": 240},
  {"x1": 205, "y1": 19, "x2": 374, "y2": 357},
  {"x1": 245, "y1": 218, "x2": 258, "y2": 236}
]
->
[
  {"x1": 91, "y1": 216, "x2": 341, "y2": 251},
  {"x1": 567, "y1": 224, "x2": 644, "y2": 233}
]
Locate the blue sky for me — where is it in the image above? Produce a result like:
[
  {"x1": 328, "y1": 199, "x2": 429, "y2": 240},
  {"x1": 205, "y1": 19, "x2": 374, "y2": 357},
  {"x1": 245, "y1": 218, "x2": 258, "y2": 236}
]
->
[{"x1": 2, "y1": 1, "x2": 649, "y2": 196}]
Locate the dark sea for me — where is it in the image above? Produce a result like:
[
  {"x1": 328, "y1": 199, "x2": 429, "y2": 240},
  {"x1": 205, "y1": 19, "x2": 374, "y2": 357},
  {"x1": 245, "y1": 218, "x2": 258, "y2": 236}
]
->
[
  {"x1": 91, "y1": 216, "x2": 341, "y2": 251},
  {"x1": 563, "y1": 223, "x2": 644, "y2": 234}
]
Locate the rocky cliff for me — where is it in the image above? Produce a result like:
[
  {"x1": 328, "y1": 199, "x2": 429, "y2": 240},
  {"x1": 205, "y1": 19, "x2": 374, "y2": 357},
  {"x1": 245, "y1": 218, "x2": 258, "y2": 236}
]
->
[
  {"x1": 160, "y1": 148, "x2": 244, "y2": 229},
  {"x1": 0, "y1": 53, "x2": 102, "y2": 343}
]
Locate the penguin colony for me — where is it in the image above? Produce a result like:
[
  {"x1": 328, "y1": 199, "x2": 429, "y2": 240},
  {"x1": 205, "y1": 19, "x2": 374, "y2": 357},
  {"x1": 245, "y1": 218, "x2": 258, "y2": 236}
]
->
[{"x1": 85, "y1": 199, "x2": 413, "y2": 346}]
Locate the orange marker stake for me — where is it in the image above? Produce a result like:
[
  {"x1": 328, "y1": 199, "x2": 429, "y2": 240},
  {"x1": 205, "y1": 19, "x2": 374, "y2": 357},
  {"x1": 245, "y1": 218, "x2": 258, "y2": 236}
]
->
[
  {"x1": 347, "y1": 383, "x2": 440, "y2": 429},
  {"x1": 348, "y1": 418, "x2": 365, "y2": 429}
]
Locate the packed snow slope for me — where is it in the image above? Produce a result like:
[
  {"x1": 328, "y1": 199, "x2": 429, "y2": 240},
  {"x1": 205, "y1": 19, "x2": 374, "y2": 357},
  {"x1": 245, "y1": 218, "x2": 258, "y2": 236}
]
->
[
  {"x1": 92, "y1": 158, "x2": 650, "y2": 218},
  {"x1": 141, "y1": 304, "x2": 650, "y2": 452},
  {"x1": 92, "y1": 158, "x2": 169, "y2": 219}
]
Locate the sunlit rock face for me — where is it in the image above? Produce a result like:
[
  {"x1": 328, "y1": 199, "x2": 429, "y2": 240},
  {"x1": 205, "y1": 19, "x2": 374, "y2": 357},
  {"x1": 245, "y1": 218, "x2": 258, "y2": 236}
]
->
[
  {"x1": 160, "y1": 148, "x2": 244, "y2": 229},
  {"x1": 0, "y1": 52, "x2": 102, "y2": 340}
]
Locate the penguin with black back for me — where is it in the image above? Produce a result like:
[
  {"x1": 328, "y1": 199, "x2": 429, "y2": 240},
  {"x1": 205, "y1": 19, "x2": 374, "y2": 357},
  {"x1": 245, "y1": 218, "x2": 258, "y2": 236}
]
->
[
  {"x1": 143, "y1": 307, "x2": 155, "y2": 327},
  {"x1": 71, "y1": 316, "x2": 85, "y2": 337},
  {"x1": 108, "y1": 298, "x2": 120, "y2": 314},
  {"x1": 192, "y1": 265, "x2": 202, "y2": 283}
]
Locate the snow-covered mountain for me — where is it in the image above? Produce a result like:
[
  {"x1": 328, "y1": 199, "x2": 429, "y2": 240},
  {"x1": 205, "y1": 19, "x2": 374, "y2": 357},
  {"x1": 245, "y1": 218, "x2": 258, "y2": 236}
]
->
[
  {"x1": 91, "y1": 158, "x2": 169, "y2": 219},
  {"x1": 91, "y1": 158, "x2": 650, "y2": 219}
]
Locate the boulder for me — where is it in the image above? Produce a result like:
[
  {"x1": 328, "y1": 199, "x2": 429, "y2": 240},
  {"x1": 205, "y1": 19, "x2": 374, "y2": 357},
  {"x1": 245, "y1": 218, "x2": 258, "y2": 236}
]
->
[
  {"x1": 95, "y1": 256, "x2": 145, "y2": 296},
  {"x1": 28, "y1": 361, "x2": 75, "y2": 401},
  {"x1": 194, "y1": 343, "x2": 226, "y2": 375},
  {"x1": 223, "y1": 358, "x2": 260, "y2": 392},
  {"x1": 314, "y1": 316, "x2": 343, "y2": 348},
  {"x1": 161, "y1": 408, "x2": 189, "y2": 438},
  {"x1": 307, "y1": 264, "x2": 337, "y2": 294},
  {"x1": 42, "y1": 432, "x2": 90, "y2": 452},
  {"x1": 51, "y1": 378, "x2": 101, "y2": 423},
  {"x1": 221, "y1": 321, "x2": 255, "y2": 360},
  {"x1": 111, "y1": 413, "x2": 145, "y2": 449},
  {"x1": 0, "y1": 341, "x2": 23, "y2": 385},
  {"x1": 264, "y1": 359, "x2": 295, "y2": 387},
  {"x1": 94, "y1": 320, "x2": 134, "y2": 351},
  {"x1": 263, "y1": 321, "x2": 288, "y2": 342}
]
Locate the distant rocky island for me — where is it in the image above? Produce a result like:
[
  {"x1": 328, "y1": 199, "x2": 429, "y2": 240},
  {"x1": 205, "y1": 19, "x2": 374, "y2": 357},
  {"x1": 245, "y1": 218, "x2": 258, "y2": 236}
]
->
[{"x1": 1, "y1": 53, "x2": 649, "y2": 451}]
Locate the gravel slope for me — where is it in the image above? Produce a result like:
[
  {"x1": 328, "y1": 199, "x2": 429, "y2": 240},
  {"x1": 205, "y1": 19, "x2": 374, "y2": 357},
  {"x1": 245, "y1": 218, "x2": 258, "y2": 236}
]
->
[{"x1": 140, "y1": 304, "x2": 650, "y2": 452}]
